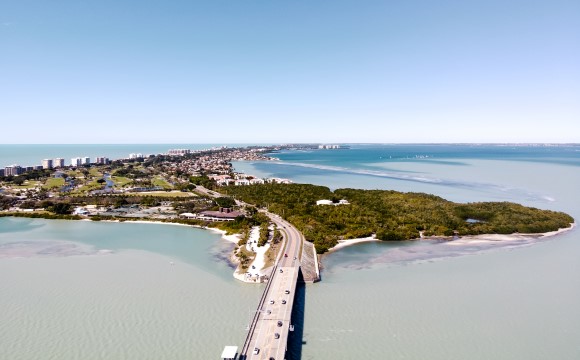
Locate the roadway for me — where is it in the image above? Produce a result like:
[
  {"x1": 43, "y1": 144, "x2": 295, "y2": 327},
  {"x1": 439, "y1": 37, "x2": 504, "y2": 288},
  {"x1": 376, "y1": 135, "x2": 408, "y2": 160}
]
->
[
  {"x1": 195, "y1": 186, "x2": 305, "y2": 359},
  {"x1": 239, "y1": 213, "x2": 303, "y2": 360}
]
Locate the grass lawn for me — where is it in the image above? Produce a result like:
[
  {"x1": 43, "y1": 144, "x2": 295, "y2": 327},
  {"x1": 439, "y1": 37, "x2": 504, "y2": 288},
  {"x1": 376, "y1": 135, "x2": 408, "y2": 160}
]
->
[
  {"x1": 89, "y1": 168, "x2": 103, "y2": 177},
  {"x1": 111, "y1": 176, "x2": 133, "y2": 187},
  {"x1": 66, "y1": 170, "x2": 82, "y2": 177},
  {"x1": 12, "y1": 180, "x2": 41, "y2": 189},
  {"x1": 42, "y1": 177, "x2": 65, "y2": 189},
  {"x1": 152, "y1": 177, "x2": 173, "y2": 189},
  {"x1": 76, "y1": 180, "x2": 105, "y2": 193},
  {"x1": 124, "y1": 191, "x2": 196, "y2": 198}
]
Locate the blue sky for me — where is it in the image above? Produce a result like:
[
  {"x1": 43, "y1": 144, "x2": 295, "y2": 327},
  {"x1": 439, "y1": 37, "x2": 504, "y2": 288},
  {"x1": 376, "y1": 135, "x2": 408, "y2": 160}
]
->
[{"x1": 1, "y1": 0, "x2": 578, "y2": 143}]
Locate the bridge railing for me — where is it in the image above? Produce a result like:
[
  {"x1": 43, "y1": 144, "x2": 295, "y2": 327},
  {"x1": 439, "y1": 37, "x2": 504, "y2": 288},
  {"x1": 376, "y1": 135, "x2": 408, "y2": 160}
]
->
[{"x1": 239, "y1": 262, "x2": 279, "y2": 357}]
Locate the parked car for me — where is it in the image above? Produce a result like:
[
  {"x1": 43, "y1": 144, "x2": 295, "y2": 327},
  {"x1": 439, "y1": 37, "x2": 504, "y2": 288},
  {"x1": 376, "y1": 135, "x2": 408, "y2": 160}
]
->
[
  {"x1": 269, "y1": 299, "x2": 275, "y2": 304},
  {"x1": 253, "y1": 347, "x2": 260, "y2": 355},
  {"x1": 274, "y1": 333, "x2": 280, "y2": 339},
  {"x1": 284, "y1": 289, "x2": 290, "y2": 294},
  {"x1": 277, "y1": 321, "x2": 283, "y2": 327},
  {"x1": 282, "y1": 300, "x2": 287, "y2": 304}
]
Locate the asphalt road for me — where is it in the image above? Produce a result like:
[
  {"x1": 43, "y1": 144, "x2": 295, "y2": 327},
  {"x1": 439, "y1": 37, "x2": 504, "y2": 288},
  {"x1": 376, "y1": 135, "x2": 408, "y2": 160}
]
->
[
  {"x1": 195, "y1": 186, "x2": 304, "y2": 359},
  {"x1": 241, "y1": 213, "x2": 303, "y2": 360}
]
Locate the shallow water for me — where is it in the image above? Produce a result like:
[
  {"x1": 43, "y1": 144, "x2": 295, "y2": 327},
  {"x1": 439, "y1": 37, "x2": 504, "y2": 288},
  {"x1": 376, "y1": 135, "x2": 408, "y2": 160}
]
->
[
  {"x1": 2, "y1": 144, "x2": 580, "y2": 359},
  {"x1": 236, "y1": 145, "x2": 580, "y2": 360},
  {"x1": 0, "y1": 220, "x2": 261, "y2": 360}
]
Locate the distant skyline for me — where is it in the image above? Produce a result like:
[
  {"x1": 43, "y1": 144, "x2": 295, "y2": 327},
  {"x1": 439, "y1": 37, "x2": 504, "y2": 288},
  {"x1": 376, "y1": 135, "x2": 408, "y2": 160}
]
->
[{"x1": 1, "y1": 1, "x2": 579, "y2": 144}]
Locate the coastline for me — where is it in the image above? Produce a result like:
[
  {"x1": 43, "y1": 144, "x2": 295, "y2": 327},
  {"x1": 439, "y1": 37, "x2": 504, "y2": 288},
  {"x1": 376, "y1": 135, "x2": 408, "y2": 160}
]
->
[
  {"x1": 3, "y1": 213, "x2": 576, "y2": 275},
  {"x1": 78, "y1": 217, "x2": 243, "y2": 250},
  {"x1": 326, "y1": 235, "x2": 379, "y2": 253},
  {"x1": 325, "y1": 223, "x2": 576, "y2": 252},
  {"x1": 445, "y1": 222, "x2": 576, "y2": 246}
]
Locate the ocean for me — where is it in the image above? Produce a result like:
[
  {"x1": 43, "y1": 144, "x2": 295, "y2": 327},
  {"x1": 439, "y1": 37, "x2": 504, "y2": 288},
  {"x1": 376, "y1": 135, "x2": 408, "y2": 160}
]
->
[
  {"x1": 1, "y1": 144, "x2": 580, "y2": 359},
  {"x1": 0, "y1": 143, "x2": 261, "y2": 168}
]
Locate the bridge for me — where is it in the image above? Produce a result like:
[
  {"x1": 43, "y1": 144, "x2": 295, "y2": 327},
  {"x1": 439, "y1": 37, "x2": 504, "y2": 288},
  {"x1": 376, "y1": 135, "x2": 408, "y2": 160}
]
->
[
  {"x1": 236, "y1": 214, "x2": 304, "y2": 360},
  {"x1": 193, "y1": 187, "x2": 318, "y2": 359}
]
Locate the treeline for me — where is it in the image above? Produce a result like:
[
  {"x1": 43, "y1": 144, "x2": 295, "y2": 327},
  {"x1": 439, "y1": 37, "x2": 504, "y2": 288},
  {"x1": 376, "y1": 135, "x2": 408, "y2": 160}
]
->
[{"x1": 222, "y1": 184, "x2": 574, "y2": 253}]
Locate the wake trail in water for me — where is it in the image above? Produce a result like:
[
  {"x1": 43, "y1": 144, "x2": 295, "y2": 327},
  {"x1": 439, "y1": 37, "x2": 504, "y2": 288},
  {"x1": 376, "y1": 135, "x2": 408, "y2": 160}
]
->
[{"x1": 271, "y1": 161, "x2": 555, "y2": 202}]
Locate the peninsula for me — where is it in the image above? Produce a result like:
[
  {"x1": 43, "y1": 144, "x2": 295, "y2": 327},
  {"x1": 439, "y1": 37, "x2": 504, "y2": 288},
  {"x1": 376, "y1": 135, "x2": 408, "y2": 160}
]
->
[{"x1": 0, "y1": 144, "x2": 574, "y2": 270}]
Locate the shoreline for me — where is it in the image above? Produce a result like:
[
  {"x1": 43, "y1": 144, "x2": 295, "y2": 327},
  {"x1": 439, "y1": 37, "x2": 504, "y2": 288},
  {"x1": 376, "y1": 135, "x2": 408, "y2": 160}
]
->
[
  {"x1": 325, "y1": 222, "x2": 576, "y2": 253},
  {"x1": 80, "y1": 217, "x2": 244, "y2": 248},
  {"x1": 3, "y1": 214, "x2": 576, "y2": 274},
  {"x1": 326, "y1": 235, "x2": 379, "y2": 253}
]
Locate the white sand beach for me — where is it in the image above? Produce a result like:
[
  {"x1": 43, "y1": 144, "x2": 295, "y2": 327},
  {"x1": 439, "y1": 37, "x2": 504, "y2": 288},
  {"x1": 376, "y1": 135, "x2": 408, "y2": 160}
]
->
[
  {"x1": 446, "y1": 223, "x2": 576, "y2": 246},
  {"x1": 233, "y1": 226, "x2": 272, "y2": 283},
  {"x1": 327, "y1": 235, "x2": 379, "y2": 253},
  {"x1": 327, "y1": 223, "x2": 576, "y2": 252}
]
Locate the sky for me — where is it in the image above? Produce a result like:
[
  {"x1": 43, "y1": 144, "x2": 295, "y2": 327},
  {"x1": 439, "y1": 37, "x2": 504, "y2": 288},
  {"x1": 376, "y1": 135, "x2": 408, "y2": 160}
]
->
[{"x1": 1, "y1": 0, "x2": 579, "y2": 144}]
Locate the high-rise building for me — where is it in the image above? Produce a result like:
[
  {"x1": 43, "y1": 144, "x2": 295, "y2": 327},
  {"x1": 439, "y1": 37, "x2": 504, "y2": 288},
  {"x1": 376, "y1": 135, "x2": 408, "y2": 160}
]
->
[
  {"x1": 95, "y1": 157, "x2": 110, "y2": 165},
  {"x1": 71, "y1": 157, "x2": 82, "y2": 167},
  {"x1": 81, "y1": 157, "x2": 91, "y2": 165},
  {"x1": 129, "y1": 153, "x2": 143, "y2": 159},
  {"x1": 54, "y1": 158, "x2": 65, "y2": 168},
  {"x1": 42, "y1": 159, "x2": 53, "y2": 169},
  {"x1": 4, "y1": 165, "x2": 23, "y2": 176}
]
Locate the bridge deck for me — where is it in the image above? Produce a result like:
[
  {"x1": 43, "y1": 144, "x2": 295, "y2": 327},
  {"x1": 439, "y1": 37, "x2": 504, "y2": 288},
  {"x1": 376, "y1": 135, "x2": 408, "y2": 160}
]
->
[{"x1": 240, "y1": 264, "x2": 299, "y2": 360}]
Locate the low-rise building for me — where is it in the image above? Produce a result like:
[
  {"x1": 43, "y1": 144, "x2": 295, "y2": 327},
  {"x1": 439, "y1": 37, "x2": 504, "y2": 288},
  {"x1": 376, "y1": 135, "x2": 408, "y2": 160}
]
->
[
  {"x1": 316, "y1": 199, "x2": 350, "y2": 206},
  {"x1": 234, "y1": 179, "x2": 250, "y2": 186},
  {"x1": 198, "y1": 208, "x2": 243, "y2": 221},
  {"x1": 168, "y1": 149, "x2": 191, "y2": 156}
]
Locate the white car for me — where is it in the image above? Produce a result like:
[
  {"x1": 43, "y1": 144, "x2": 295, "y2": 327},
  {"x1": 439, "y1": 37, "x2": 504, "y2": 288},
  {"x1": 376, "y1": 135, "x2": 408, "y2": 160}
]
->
[
  {"x1": 269, "y1": 299, "x2": 275, "y2": 304},
  {"x1": 253, "y1": 347, "x2": 260, "y2": 355}
]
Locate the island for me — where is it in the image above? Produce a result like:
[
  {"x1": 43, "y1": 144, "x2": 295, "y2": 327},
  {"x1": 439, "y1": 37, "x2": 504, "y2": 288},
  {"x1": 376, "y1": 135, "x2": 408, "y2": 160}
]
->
[{"x1": 0, "y1": 144, "x2": 574, "y2": 276}]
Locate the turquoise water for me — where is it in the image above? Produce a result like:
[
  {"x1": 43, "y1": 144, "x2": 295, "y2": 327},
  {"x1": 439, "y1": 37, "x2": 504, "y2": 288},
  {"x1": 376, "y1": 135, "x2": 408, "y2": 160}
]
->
[
  {"x1": 0, "y1": 219, "x2": 262, "y2": 359},
  {"x1": 0, "y1": 143, "x2": 261, "y2": 168},
  {"x1": 2, "y1": 144, "x2": 580, "y2": 359},
  {"x1": 235, "y1": 144, "x2": 580, "y2": 359}
]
